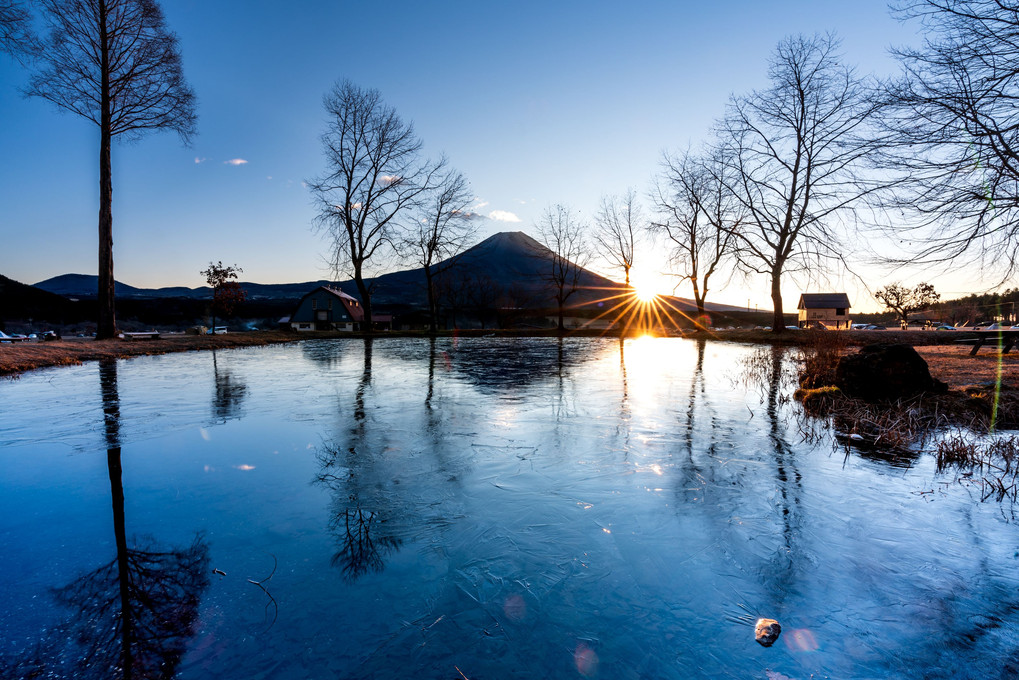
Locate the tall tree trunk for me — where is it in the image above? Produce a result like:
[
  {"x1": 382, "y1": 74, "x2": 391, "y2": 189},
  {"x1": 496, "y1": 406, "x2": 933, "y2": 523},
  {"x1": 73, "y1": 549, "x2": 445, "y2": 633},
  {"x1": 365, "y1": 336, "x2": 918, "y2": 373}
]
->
[
  {"x1": 424, "y1": 265, "x2": 436, "y2": 333},
  {"x1": 770, "y1": 269, "x2": 785, "y2": 333},
  {"x1": 97, "y1": 1, "x2": 116, "y2": 340},
  {"x1": 354, "y1": 270, "x2": 373, "y2": 335},
  {"x1": 692, "y1": 278, "x2": 706, "y2": 327},
  {"x1": 557, "y1": 299, "x2": 565, "y2": 332}
]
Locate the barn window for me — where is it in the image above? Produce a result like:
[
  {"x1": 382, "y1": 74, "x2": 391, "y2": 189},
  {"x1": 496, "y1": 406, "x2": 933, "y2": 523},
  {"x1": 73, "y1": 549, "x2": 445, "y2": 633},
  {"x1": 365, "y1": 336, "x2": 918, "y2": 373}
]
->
[{"x1": 836, "y1": 308, "x2": 846, "y2": 316}]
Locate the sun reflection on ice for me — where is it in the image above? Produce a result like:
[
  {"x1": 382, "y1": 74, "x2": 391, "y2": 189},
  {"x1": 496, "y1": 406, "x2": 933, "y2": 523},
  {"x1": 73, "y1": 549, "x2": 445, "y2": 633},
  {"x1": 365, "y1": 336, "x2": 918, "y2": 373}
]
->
[
  {"x1": 574, "y1": 642, "x2": 599, "y2": 677},
  {"x1": 784, "y1": 627, "x2": 819, "y2": 652}
]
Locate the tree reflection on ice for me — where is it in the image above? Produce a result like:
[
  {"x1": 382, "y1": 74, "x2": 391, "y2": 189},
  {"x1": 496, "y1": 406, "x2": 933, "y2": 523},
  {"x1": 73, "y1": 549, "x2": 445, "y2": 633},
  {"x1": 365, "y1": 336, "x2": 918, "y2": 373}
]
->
[
  {"x1": 210, "y1": 350, "x2": 247, "y2": 423},
  {"x1": 331, "y1": 506, "x2": 402, "y2": 581},
  {"x1": 316, "y1": 339, "x2": 405, "y2": 582},
  {"x1": 4, "y1": 359, "x2": 210, "y2": 679}
]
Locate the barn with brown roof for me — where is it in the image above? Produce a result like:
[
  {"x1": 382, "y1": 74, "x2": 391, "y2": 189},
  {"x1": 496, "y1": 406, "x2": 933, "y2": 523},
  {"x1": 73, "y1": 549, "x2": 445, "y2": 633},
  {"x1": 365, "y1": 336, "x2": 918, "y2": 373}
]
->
[
  {"x1": 289, "y1": 286, "x2": 364, "y2": 331},
  {"x1": 797, "y1": 292, "x2": 852, "y2": 329}
]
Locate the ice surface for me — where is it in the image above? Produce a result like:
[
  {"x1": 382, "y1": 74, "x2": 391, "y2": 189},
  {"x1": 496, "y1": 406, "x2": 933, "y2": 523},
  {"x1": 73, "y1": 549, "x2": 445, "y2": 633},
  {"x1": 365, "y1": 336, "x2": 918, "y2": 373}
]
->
[{"x1": 1, "y1": 337, "x2": 1018, "y2": 679}]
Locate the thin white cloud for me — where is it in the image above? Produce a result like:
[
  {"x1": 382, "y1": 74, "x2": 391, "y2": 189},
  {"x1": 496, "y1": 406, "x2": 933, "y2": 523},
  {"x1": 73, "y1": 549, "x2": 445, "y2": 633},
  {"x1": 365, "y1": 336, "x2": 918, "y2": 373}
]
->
[
  {"x1": 194, "y1": 157, "x2": 207, "y2": 164},
  {"x1": 472, "y1": 200, "x2": 490, "y2": 210},
  {"x1": 377, "y1": 174, "x2": 400, "y2": 186},
  {"x1": 489, "y1": 210, "x2": 521, "y2": 223},
  {"x1": 453, "y1": 209, "x2": 484, "y2": 221},
  {"x1": 224, "y1": 158, "x2": 248, "y2": 166}
]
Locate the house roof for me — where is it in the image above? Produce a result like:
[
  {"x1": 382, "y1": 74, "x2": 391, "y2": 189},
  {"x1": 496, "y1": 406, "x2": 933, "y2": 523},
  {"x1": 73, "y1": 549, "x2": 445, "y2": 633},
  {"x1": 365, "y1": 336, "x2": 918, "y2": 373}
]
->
[
  {"x1": 797, "y1": 293, "x2": 851, "y2": 309},
  {"x1": 320, "y1": 286, "x2": 359, "y2": 303},
  {"x1": 297, "y1": 286, "x2": 364, "y2": 322}
]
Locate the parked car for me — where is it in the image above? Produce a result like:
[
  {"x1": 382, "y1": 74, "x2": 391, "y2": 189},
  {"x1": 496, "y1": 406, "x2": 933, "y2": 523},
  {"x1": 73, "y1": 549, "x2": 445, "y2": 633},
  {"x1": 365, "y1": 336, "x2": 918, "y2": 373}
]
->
[
  {"x1": 864, "y1": 324, "x2": 886, "y2": 330},
  {"x1": 934, "y1": 325, "x2": 958, "y2": 331}
]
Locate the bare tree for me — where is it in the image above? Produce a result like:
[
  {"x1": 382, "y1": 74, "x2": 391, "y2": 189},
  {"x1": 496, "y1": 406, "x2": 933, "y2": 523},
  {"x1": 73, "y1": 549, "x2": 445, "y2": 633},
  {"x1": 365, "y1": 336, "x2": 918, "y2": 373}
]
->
[
  {"x1": 404, "y1": 166, "x2": 478, "y2": 332},
  {"x1": 309, "y1": 80, "x2": 438, "y2": 335},
  {"x1": 875, "y1": 282, "x2": 940, "y2": 328},
  {"x1": 466, "y1": 270, "x2": 501, "y2": 329},
  {"x1": 27, "y1": 0, "x2": 196, "y2": 339},
  {"x1": 879, "y1": 1, "x2": 1019, "y2": 278},
  {"x1": 719, "y1": 33, "x2": 877, "y2": 333},
  {"x1": 650, "y1": 149, "x2": 739, "y2": 320},
  {"x1": 434, "y1": 266, "x2": 472, "y2": 329},
  {"x1": 535, "y1": 204, "x2": 589, "y2": 332},
  {"x1": 0, "y1": 0, "x2": 34, "y2": 57},
  {"x1": 593, "y1": 188, "x2": 641, "y2": 287}
]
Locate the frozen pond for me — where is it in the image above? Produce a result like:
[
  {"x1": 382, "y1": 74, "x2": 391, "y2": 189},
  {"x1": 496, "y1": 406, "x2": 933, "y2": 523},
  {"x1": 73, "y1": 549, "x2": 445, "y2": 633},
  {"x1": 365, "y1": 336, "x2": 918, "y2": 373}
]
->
[{"x1": 1, "y1": 336, "x2": 1018, "y2": 679}]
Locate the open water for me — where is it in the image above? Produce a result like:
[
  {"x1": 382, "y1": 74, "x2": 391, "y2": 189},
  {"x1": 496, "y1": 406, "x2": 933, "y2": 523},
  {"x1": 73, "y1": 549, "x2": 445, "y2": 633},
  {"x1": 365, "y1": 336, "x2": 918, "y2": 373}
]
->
[{"x1": 1, "y1": 336, "x2": 1018, "y2": 679}]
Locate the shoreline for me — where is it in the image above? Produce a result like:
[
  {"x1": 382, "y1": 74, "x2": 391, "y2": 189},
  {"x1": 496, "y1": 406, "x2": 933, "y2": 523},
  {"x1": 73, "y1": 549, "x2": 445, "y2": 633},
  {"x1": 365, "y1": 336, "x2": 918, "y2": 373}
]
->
[{"x1": 1, "y1": 329, "x2": 1013, "y2": 391}]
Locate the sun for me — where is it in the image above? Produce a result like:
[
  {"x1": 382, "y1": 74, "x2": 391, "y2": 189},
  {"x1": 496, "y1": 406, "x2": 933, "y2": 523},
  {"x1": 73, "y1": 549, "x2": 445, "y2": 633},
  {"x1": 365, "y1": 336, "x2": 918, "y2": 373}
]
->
[{"x1": 630, "y1": 269, "x2": 669, "y2": 303}]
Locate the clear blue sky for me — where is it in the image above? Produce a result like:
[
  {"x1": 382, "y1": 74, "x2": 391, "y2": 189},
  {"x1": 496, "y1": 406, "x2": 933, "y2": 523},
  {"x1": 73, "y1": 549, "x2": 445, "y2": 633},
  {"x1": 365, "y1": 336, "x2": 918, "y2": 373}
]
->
[{"x1": 1, "y1": 0, "x2": 953, "y2": 311}]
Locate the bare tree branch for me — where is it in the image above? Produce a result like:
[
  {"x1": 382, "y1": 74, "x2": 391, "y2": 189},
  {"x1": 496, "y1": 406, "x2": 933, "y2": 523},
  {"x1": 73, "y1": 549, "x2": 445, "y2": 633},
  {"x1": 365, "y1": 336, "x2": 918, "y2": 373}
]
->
[
  {"x1": 718, "y1": 33, "x2": 879, "y2": 332},
  {"x1": 0, "y1": 0, "x2": 36, "y2": 59},
  {"x1": 877, "y1": 0, "x2": 1019, "y2": 281},
  {"x1": 593, "y1": 188, "x2": 641, "y2": 287},
  {"x1": 649, "y1": 149, "x2": 739, "y2": 320},
  {"x1": 403, "y1": 165, "x2": 478, "y2": 332},
  {"x1": 535, "y1": 204, "x2": 589, "y2": 332},
  {"x1": 25, "y1": 0, "x2": 196, "y2": 339},
  {"x1": 308, "y1": 80, "x2": 439, "y2": 333}
]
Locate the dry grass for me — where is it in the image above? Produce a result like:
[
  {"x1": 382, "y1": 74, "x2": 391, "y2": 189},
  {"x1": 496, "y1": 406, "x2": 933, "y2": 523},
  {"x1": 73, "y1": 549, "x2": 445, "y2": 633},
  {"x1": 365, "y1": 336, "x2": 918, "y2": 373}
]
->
[
  {"x1": 0, "y1": 331, "x2": 300, "y2": 376},
  {"x1": 936, "y1": 433, "x2": 1019, "y2": 502},
  {"x1": 787, "y1": 338, "x2": 1019, "y2": 500},
  {"x1": 914, "y1": 344, "x2": 1019, "y2": 389}
]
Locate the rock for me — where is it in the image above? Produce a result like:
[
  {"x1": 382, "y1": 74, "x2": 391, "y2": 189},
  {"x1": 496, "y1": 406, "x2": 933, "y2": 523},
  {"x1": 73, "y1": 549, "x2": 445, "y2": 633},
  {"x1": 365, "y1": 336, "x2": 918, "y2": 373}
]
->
[
  {"x1": 834, "y1": 343, "x2": 948, "y2": 401},
  {"x1": 755, "y1": 618, "x2": 781, "y2": 647}
]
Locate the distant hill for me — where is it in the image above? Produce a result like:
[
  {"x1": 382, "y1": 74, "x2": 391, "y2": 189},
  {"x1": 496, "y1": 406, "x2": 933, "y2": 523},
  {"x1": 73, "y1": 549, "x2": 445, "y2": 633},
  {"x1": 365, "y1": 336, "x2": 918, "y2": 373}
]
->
[
  {"x1": 33, "y1": 273, "x2": 343, "y2": 301},
  {"x1": 0, "y1": 274, "x2": 87, "y2": 326},
  {"x1": 31, "y1": 231, "x2": 748, "y2": 314}
]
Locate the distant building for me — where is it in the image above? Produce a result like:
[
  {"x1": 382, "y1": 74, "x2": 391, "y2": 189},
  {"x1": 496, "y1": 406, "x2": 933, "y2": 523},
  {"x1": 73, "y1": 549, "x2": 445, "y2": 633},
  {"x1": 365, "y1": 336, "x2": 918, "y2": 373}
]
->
[
  {"x1": 289, "y1": 286, "x2": 364, "y2": 331},
  {"x1": 797, "y1": 293, "x2": 851, "y2": 329}
]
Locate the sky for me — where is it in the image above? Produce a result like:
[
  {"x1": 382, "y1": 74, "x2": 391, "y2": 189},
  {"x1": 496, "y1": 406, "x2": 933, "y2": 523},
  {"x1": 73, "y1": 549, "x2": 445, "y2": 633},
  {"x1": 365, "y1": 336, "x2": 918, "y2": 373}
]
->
[{"x1": 0, "y1": 0, "x2": 995, "y2": 313}]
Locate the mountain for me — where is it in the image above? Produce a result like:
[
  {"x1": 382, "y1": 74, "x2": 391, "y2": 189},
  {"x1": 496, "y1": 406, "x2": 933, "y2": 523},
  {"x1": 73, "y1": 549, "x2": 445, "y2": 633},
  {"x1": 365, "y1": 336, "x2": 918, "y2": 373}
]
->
[
  {"x1": 34, "y1": 273, "x2": 146, "y2": 298},
  {"x1": 33, "y1": 273, "x2": 343, "y2": 301},
  {"x1": 31, "y1": 231, "x2": 748, "y2": 313},
  {"x1": 353, "y1": 230, "x2": 624, "y2": 308},
  {"x1": 0, "y1": 274, "x2": 88, "y2": 325},
  {"x1": 354, "y1": 231, "x2": 747, "y2": 313}
]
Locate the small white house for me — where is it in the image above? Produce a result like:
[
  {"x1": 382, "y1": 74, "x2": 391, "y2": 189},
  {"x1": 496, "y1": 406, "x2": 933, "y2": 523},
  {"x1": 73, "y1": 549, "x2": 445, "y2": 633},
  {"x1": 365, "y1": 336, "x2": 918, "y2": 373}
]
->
[{"x1": 797, "y1": 293, "x2": 852, "y2": 329}]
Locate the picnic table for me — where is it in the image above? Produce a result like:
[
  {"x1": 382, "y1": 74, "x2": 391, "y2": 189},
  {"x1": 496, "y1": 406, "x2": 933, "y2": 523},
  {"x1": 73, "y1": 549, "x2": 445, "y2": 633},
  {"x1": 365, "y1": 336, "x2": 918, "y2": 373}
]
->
[{"x1": 956, "y1": 329, "x2": 1019, "y2": 356}]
